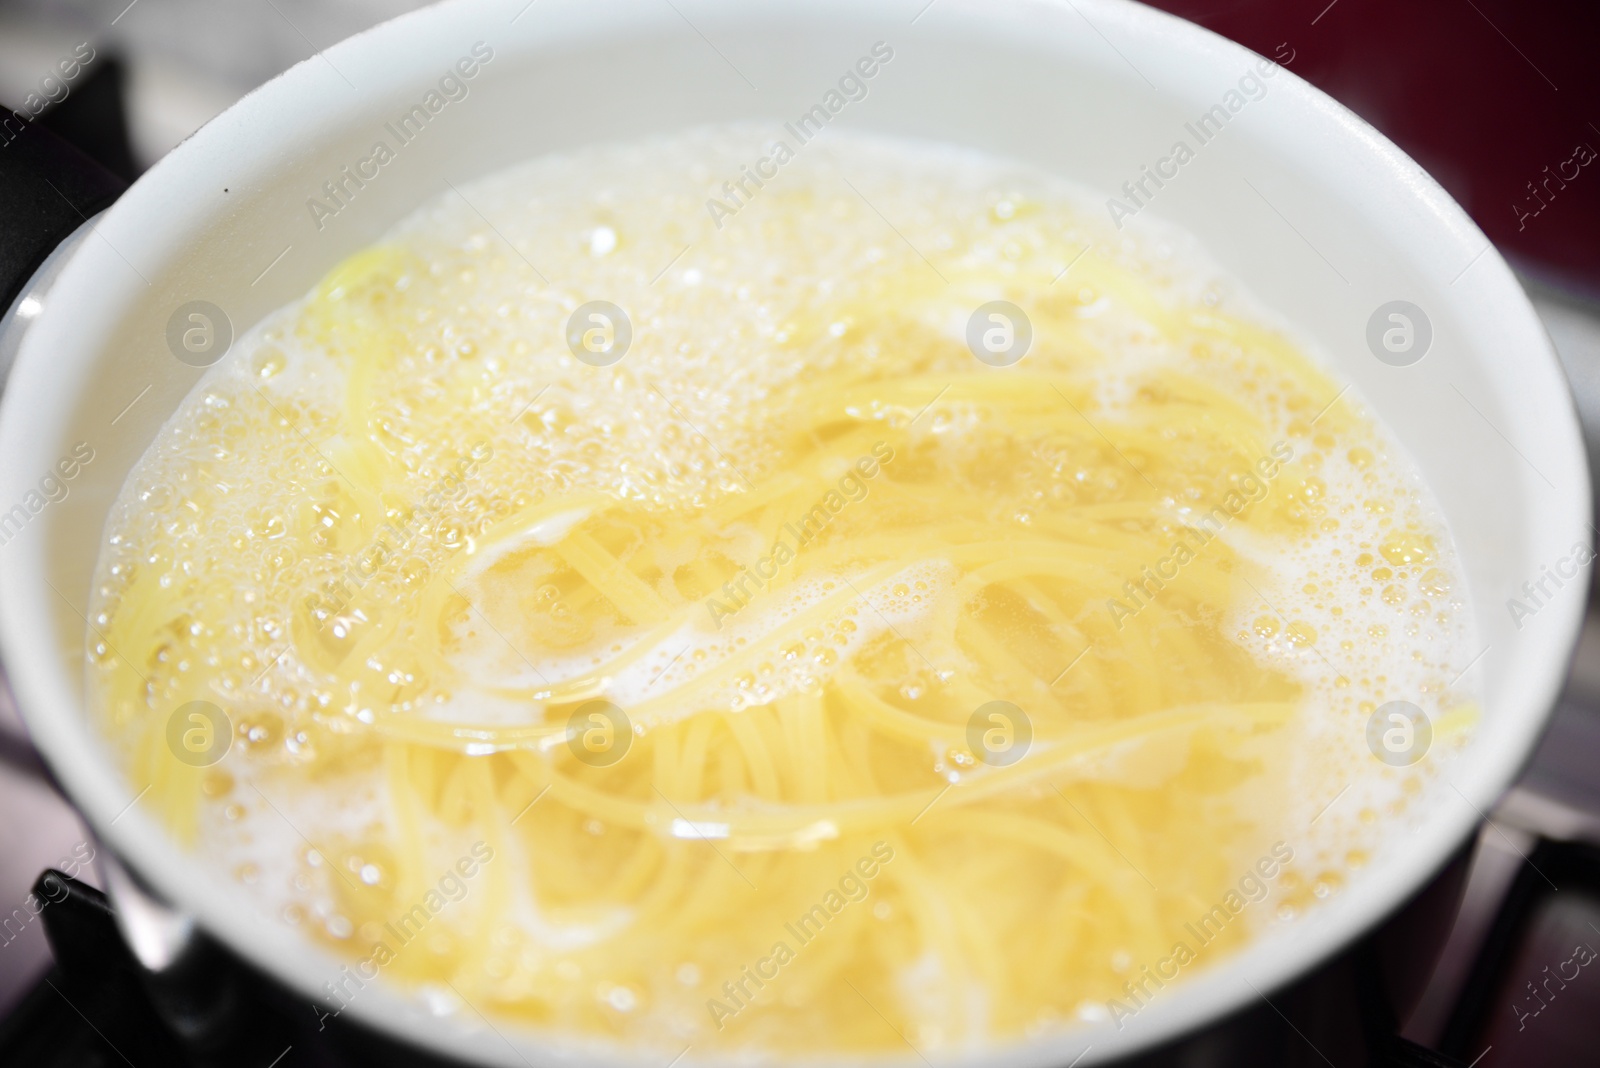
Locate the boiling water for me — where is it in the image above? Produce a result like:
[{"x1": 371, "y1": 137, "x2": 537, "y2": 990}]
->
[{"x1": 88, "y1": 128, "x2": 1478, "y2": 1053}]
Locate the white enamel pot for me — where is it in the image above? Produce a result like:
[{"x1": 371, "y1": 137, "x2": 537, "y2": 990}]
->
[{"x1": 0, "y1": 1, "x2": 1587, "y2": 1065}]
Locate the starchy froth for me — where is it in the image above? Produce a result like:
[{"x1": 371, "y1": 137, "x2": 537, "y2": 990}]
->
[{"x1": 88, "y1": 127, "x2": 1477, "y2": 1053}]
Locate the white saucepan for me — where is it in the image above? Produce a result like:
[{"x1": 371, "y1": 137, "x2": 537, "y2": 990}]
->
[{"x1": 0, "y1": 0, "x2": 1587, "y2": 1064}]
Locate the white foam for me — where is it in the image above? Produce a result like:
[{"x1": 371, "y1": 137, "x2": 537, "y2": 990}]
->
[{"x1": 86, "y1": 123, "x2": 1481, "y2": 1036}]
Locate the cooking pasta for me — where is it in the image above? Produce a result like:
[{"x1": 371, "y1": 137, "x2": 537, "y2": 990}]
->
[{"x1": 88, "y1": 128, "x2": 1477, "y2": 1053}]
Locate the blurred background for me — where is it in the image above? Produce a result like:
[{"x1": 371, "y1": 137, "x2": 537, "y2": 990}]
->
[{"x1": 0, "y1": 1, "x2": 1597, "y2": 1065}]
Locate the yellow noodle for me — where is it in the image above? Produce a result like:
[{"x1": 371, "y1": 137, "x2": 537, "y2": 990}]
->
[{"x1": 84, "y1": 141, "x2": 1469, "y2": 1058}]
